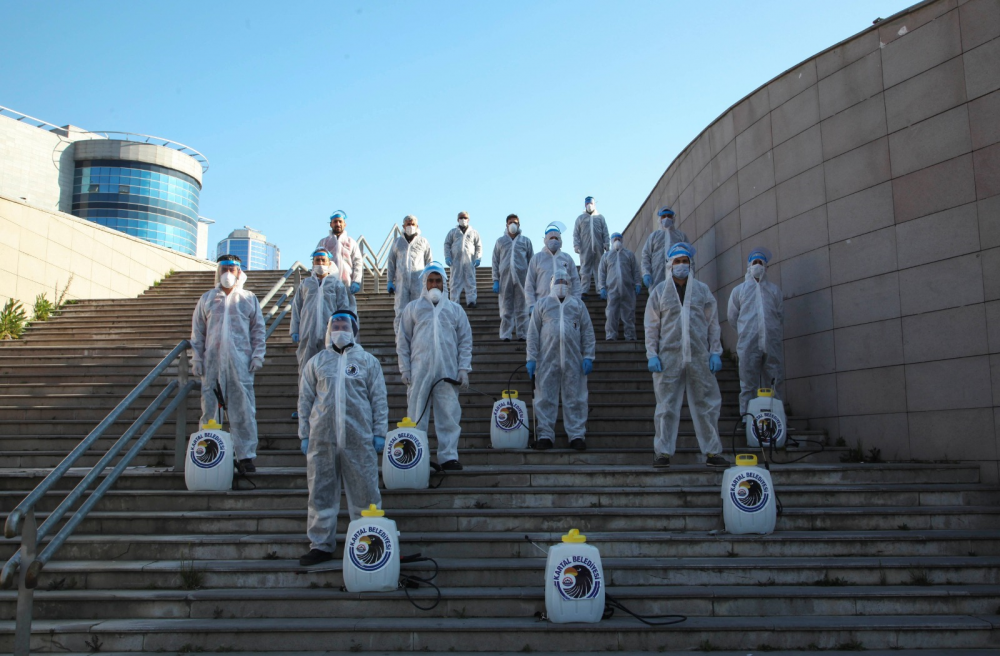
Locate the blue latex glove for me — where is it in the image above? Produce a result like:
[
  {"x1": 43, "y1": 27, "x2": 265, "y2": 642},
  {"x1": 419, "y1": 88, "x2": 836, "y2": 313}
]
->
[
  {"x1": 373, "y1": 435, "x2": 386, "y2": 452},
  {"x1": 350, "y1": 282, "x2": 361, "y2": 294},
  {"x1": 526, "y1": 361, "x2": 536, "y2": 379},
  {"x1": 492, "y1": 281, "x2": 500, "y2": 293},
  {"x1": 709, "y1": 353, "x2": 723, "y2": 374},
  {"x1": 291, "y1": 333, "x2": 299, "y2": 344},
  {"x1": 599, "y1": 288, "x2": 608, "y2": 300},
  {"x1": 528, "y1": 305, "x2": 534, "y2": 316},
  {"x1": 635, "y1": 284, "x2": 642, "y2": 295},
  {"x1": 582, "y1": 358, "x2": 593, "y2": 375},
  {"x1": 474, "y1": 259, "x2": 481, "y2": 267},
  {"x1": 642, "y1": 274, "x2": 652, "y2": 288},
  {"x1": 446, "y1": 257, "x2": 453, "y2": 267},
  {"x1": 387, "y1": 281, "x2": 395, "y2": 294},
  {"x1": 647, "y1": 356, "x2": 663, "y2": 373},
  {"x1": 300, "y1": 439, "x2": 308, "y2": 455}
]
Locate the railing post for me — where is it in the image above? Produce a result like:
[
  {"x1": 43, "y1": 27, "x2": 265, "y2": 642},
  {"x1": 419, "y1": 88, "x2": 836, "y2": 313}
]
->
[
  {"x1": 173, "y1": 352, "x2": 189, "y2": 471},
  {"x1": 13, "y1": 510, "x2": 36, "y2": 656}
]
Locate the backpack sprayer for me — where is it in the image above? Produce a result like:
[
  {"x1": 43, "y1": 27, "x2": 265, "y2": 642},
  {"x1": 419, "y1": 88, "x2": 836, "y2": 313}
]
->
[{"x1": 184, "y1": 382, "x2": 237, "y2": 491}]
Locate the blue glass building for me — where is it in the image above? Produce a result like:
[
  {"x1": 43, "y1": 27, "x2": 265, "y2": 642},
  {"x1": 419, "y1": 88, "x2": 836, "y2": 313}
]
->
[
  {"x1": 217, "y1": 227, "x2": 280, "y2": 271},
  {"x1": 71, "y1": 160, "x2": 201, "y2": 256}
]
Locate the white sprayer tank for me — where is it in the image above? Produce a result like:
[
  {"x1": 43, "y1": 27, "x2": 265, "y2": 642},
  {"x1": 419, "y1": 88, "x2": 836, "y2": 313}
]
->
[
  {"x1": 545, "y1": 529, "x2": 605, "y2": 623},
  {"x1": 745, "y1": 388, "x2": 787, "y2": 448},
  {"x1": 722, "y1": 454, "x2": 777, "y2": 535},
  {"x1": 184, "y1": 420, "x2": 234, "y2": 491},
  {"x1": 342, "y1": 504, "x2": 400, "y2": 592},
  {"x1": 490, "y1": 390, "x2": 530, "y2": 449},
  {"x1": 382, "y1": 417, "x2": 430, "y2": 490}
]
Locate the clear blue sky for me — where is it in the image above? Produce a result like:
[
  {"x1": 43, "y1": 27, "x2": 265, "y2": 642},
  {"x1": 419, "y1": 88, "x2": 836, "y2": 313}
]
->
[{"x1": 1, "y1": 0, "x2": 913, "y2": 266}]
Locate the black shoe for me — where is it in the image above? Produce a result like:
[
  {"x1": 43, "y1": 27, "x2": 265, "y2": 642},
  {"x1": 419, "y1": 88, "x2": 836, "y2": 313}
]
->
[
  {"x1": 299, "y1": 548, "x2": 333, "y2": 567},
  {"x1": 238, "y1": 458, "x2": 256, "y2": 473},
  {"x1": 518, "y1": 337, "x2": 526, "y2": 342},
  {"x1": 706, "y1": 453, "x2": 729, "y2": 467},
  {"x1": 468, "y1": 302, "x2": 477, "y2": 309},
  {"x1": 569, "y1": 438, "x2": 586, "y2": 451},
  {"x1": 441, "y1": 459, "x2": 463, "y2": 471},
  {"x1": 533, "y1": 439, "x2": 554, "y2": 450},
  {"x1": 502, "y1": 338, "x2": 511, "y2": 342},
  {"x1": 581, "y1": 294, "x2": 589, "y2": 301},
  {"x1": 653, "y1": 455, "x2": 671, "y2": 468}
]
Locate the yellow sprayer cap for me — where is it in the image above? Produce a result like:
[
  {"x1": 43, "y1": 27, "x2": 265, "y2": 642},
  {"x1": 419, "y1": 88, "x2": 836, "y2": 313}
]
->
[
  {"x1": 756, "y1": 388, "x2": 774, "y2": 398},
  {"x1": 201, "y1": 419, "x2": 222, "y2": 430},
  {"x1": 361, "y1": 504, "x2": 385, "y2": 517},
  {"x1": 397, "y1": 417, "x2": 416, "y2": 428},
  {"x1": 561, "y1": 529, "x2": 587, "y2": 543},
  {"x1": 736, "y1": 454, "x2": 758, "y2": 467},
  {"x1": 501, "y1": 390, "x2": 519, "y2": 400}
]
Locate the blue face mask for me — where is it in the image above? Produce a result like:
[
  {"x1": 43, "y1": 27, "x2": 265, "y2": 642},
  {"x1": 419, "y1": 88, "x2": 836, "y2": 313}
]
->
[{"x1": 672, "y1": 263, "x2": 690, "y2": 279}]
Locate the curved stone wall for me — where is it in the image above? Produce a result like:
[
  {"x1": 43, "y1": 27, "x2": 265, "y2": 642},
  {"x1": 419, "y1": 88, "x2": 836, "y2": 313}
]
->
[{"x1": 622, "y1": 0, "x2": 1000, "y2": 481}]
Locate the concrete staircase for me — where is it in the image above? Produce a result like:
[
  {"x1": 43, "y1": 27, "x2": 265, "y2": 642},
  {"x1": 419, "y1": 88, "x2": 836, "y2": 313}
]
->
[{"x1": 0, "y1": 268, "x2": 997, "y2": 654}]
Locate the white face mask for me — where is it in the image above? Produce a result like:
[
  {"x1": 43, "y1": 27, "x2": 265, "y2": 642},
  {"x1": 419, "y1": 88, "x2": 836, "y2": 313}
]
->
[
  {"x1": 313, "y1": 264, "x2": 329, "y2": 277},
  {"x1": 427, "y1": 288, "x2": 443, "y2": 304},
  {"x1": 330, "y1": 330, "x2": 353, "y2": 348},
  {"x1": 220, "y1": 271, "x2": 237, "y2": 288},
  {"x1": 553, "y1": 283, "x2": 569, "y2": 299},
  {"x1": 750, "y1": 263, "x2": 765, "y2": 280},
  {"x1": 660, "y1": 217, "x2": 674, "y2": 229},
  {"x1": 672, "y1": 263, "x2": 690, "y2": 279},
  {"x1": 458, "y1": 218, "x2": 469, "y2": 228},
  {"x1": 507, "y1": 223, "x2": 519, "y2": 235},
  {"x1": 585, "y1": 203, "x2": 596, "y2": 214},
  {"x1": 612, "y1": 241, "x2": 622, "y2": 252},
  {"x1": 547, "y1": 238, "x2": 560, "y2": 252},
  {"x1": 404, "y1": 225, "x2": 418, "y2": 236}
]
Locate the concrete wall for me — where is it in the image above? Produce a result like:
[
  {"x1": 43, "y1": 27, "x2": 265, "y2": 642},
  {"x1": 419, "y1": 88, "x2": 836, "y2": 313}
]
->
[
  {"x1": 0, "y1": 116, "x2": 94, "y2": 214},
  {"x1": 622, "y1": 0, "x2": 1000, "y2": 481},
  {"x1": 0, "y1": 195, "x2": 215, "y2": 309}
]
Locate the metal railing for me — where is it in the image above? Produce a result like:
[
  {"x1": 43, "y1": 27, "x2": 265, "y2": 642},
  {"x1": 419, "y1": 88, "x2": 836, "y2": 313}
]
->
[
  {"x1": 355, "y1": 224, "x2": 402, "y2": 293},
  {"x1": 0, "y1": 266, "x2": 303, "y2": 655}
]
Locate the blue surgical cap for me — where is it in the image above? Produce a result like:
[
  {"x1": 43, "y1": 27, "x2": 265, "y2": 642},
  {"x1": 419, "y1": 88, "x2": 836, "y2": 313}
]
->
[
  {"x1": 585, "y1": 196, "x2": 595, "y2": 203},
  {"x1": 611, "y1": 232, "x2": 622, "y2": 240},
  {"x1": 667, "y1": 241, "x2": 696, "y2": 261},
  {"x1": 747, "y1": 248, "x2": 772, "y2": 264},
  {"x1": 657, "y1": 206, "x2": 675, "y2": 218}
]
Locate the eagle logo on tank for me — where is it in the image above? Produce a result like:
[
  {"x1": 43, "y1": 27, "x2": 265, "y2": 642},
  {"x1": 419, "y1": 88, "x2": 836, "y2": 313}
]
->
[
  {"x1": 751, "y1": 411, "x2": 784, "y2": 445},
  {"x1": 553, "y1": 557, "x2": 602, "y2": 601},
  {"x1": 189, "y1": 432, "x2": 226, "y2": 469},
  {"x1": 492, "y1": 402, "x2": 526, "y2": 433},
  {"x1": 387, "y1": 432, "x2": 423, "y2": 470},
  {"x1": 728, "y1": 469, "x2": 770, "y2": 513},
  {"x1": 348, "y1": 526, "x2": 393, "y2": 571},
  {"x1": 344, "y1": 363, "x2": 361, "y2": 378}
]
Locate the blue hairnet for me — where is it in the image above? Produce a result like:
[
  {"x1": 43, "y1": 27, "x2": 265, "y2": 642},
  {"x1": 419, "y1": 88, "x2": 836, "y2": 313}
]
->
[
  {"x1": 667, "y1": 241, "x2": 696, "y2": 261},
  {"x1": 329, "y1": 210, "x2": 347, "y2": 221},
  {"x1": 747, "y1": 247, "x2": 772, "y2": 264},
  {"x1": 657, "y1": 206, "x2": 675, "y2": 218}
]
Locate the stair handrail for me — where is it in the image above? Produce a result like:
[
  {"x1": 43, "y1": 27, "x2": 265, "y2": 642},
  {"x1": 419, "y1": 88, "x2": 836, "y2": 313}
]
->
[{"x1": 355, "y1": 224, "x2": 402, "y2": 293}]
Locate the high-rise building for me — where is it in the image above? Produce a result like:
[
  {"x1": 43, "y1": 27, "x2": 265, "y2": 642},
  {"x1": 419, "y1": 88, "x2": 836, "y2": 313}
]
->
[
  {"x1": 1, "y1": 106, "x2": 210, "y2": 257},
  {"x1": 217, "y1": 226, "x2": 280, "y2": 270}
]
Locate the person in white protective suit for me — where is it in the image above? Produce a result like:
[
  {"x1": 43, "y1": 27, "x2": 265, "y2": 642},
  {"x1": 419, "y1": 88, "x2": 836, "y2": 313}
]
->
[
  {"x1": 491, "y1": 214, "x2": 534, "y2": 341},
  {"x1": 526, "y1": 266, "x2": 596, "y2": 451},
  {"x1": 644, "y1": 242, "x2": 729, "y2": 468},
  {"x1": 386, "y1": 215, "x2": 433, "y2": 330},
  {"x1": 444, "y1": 211, "x2": 483, "y2": 308},
  {"x1": 524, "y1": 223, "x2": 581, "y2": 315},
  {"x1": 641, "y1": 206, "x2": 690, "y2": 290},
  {"x1": 727, "y1": 247, "x2": 784, "y2": 416},
  {"x1": 290, "y1": 250, "x2": 348, "y2": 369},
  {"x1": 573, "y1": 196, "x2": 610, "y2": 297},
  {"x1": 598, "y1": 232, "x2": 642, "y2": 341},
  {"x1": 191, "y1": 255, "x2": 266, "y2": 473},
  {"x1": 315, "y1": 210, "x2": 364, "y2": 312},
  {"x1": 396, "y1": 263, "x2": 474, "y2": 470},
  {"x1": 297, "y1": 309, "x2": 387, "y2": 566}
]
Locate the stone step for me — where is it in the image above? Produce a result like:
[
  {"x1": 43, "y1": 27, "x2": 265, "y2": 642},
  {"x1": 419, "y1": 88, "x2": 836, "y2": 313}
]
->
[
  {"x1": 10, "y1": 505, "x2": 1000, "y2": 535},
  {"x1": 4, "y1": 583, "x2": 999, "y2": 620},
  {"x1": 16, "y1": 651, "x2": 1000, "y2": 656},
  {"x1": 1, "y1": 614, "x2": 997, "y2": 653},
  {"x1": 6, "y1": 529, "x2": 999, "y2": 562},
  {"x1": 1, "y1": 481, "x2": 990, "y2": 513},
  {"x1": 0, "y1": 464, "x2": 979, "y2": 492}
]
